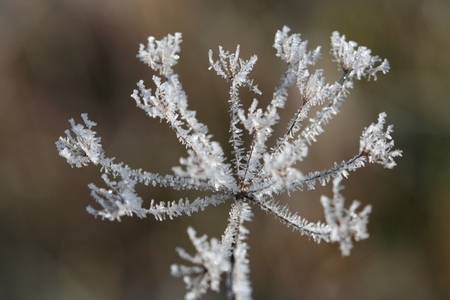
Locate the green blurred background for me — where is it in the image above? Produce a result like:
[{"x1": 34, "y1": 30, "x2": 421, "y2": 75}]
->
[{"x1": 1, "y1": 0, "x2": 449, "y2": 299}]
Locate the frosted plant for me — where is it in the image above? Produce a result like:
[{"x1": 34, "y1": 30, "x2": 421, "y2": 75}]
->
[{"x1": 56, "y1": 26, "x2": 401, "y2": 299}]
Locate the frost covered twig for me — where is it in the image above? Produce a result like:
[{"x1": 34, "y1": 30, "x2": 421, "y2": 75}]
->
[{"x1": 56, "y1": 26, "x2": 401, "y2": 299}]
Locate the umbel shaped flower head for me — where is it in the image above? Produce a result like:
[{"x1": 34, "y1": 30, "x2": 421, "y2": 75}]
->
[{"x1": 56, "y1": 26, "x2": 401, "y2": 300}]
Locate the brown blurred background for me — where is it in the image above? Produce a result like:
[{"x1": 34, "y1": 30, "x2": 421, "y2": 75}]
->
[{"x1": 1, "y1": 0, "x2": 449, "y2": 299}]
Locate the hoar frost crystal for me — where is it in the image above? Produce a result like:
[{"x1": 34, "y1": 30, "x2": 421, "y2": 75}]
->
[{"x1": 56, "y1": 26, "x2": 401, "y2": 300}]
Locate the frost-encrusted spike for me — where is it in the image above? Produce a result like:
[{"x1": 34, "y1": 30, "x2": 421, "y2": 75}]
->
[
  {"x1": 331, "y1": 31, "x2": 390, "y2": 80},
  {"x1": 137, "y1": 32, "x2": 182, "y2": 77},
  {"x1": 171, "y1": 227, "x2": 230, "y2": 300},
  {"x1": 222, "y1": 201, "x2": 253, "y2": 300},
  {"x1": 56, "y1": 113, "x2": 110, "y2": 168},
  {"x1": 87, "y1": 171, "x2": 146, "y2": 221},
  {"x1": 56, "y1": 27, "x2": 401, "y2": 300},
  {"x1": 321, "y1": 177, "x2": 372, "y2": 256},
  {"x1": 360, "y1": 112, "x2": 402, "y2": 168}
]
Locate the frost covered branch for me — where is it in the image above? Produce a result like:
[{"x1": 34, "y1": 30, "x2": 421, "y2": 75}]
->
[{"x1": 56, "y1": 26, "x2": 401, "y2": 299}]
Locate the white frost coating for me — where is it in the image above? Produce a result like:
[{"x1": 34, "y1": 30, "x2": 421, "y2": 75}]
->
[
  {"x1": 171, "y1": 227, "x2": 230, "y2": 300},
  {"x1": 360, "y1": 112, "x2": 402, "y2": 169},
  {"x1": 137, "y1": 32, "x2": 182, "y2": 77},
  {"x1": 321, "y1": 177, "x2": 372, "y2": 256},
  {"x1": 56, "y1": 27, "x2": 401, "y2": 299}
]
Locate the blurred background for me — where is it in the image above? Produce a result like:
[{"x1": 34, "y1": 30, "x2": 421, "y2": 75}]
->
[{"x1": 1, "y1": 0, "x2": 449, "y2": 299}]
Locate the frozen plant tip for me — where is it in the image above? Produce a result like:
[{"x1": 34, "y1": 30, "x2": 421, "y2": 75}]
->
[{"x1": 56, "y1": 26, "x2": 401, "y2": 299}]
